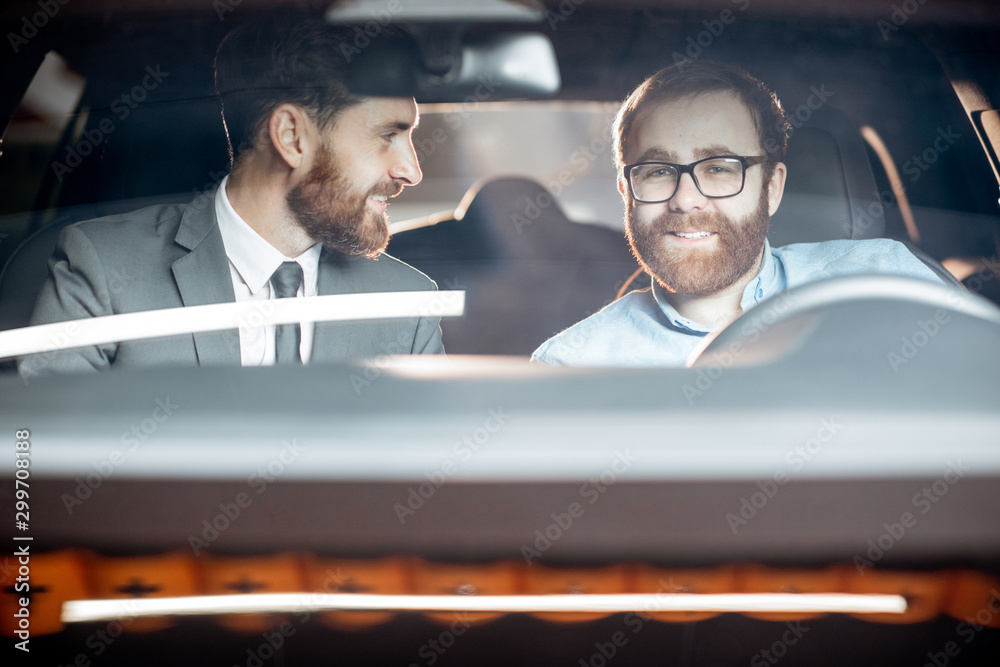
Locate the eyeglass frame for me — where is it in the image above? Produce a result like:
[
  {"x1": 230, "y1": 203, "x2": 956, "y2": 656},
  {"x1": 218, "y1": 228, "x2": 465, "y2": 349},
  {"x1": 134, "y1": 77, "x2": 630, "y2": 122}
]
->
[{"x1": 622, "y1": 155, "x2": 771, "y2": 203}]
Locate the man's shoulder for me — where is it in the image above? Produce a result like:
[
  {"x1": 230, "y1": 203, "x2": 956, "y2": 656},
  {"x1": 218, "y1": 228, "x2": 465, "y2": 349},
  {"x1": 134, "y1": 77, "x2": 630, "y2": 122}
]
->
[
  {"x1": 323, "y1": 250, "x2": 439, "y2": 291},
  {"x1": 370, "y1": 252, "x2": 439, "y2": 290},
  {"x1": 773, "y1": 238, "x2": 941, "y2": 282},
  {"x1": 60, "y1": 197, "x2": 195, "y2": 249},
  {"x1": 775, "y1": 237, "x2": 906, "y2": 260},
  {"x1": 531, "y1": 288, "x2": 656, "y2": 365}
]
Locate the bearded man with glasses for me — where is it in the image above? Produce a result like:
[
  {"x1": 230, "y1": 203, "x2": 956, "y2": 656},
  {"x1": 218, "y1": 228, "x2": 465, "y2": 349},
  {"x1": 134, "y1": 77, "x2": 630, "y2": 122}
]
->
[{"x1": 532, "y1": 60, "x2": 944, "y2": 367}]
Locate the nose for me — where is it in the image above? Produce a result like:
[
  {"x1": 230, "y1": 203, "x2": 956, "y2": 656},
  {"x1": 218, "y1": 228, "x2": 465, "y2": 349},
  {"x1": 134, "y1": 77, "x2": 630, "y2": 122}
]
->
[
  {"x1": 389, "y1": 138, "x2": 423, "y2": 187},
  {"x1": 667, "y1": 171, "x2": 708, "y2": 214}
]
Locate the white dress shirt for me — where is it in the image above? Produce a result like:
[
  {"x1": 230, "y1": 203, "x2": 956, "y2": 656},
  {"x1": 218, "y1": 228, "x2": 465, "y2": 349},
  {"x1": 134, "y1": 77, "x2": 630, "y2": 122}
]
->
[{"x1": 215, "y1": 176, "x2": 322, "y2": 365}]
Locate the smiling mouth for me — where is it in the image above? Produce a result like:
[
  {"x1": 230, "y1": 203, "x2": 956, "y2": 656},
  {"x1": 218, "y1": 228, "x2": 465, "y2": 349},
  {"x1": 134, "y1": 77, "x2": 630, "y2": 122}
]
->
[
  {"x1": 367, "y1": 195, "x2": 388, "y2": 213},
  {"x1": 668, "y1": 231, "x2": 715, "y2": 239}
]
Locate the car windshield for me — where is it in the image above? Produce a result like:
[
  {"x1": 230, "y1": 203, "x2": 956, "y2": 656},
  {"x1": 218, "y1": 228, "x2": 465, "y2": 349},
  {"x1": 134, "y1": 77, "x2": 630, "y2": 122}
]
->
[{"x1": 2, "y1": 1, "x2": 1000, "y2": 665}]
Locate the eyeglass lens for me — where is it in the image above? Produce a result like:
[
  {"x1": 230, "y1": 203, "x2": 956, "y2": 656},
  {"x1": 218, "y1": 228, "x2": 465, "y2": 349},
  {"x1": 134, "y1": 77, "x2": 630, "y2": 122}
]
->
[{"x1": 630, "y1": 158, "x2": 745, "y2": 201}]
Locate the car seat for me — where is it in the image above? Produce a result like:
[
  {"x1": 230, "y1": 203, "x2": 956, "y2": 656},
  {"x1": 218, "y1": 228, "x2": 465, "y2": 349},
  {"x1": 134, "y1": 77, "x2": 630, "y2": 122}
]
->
[
  {"x1": 387, "y1": 177, "x2": 639, "y2": 355},
  {"x1": 0, "y1": 193, "x2": 195, "y2": 335}
]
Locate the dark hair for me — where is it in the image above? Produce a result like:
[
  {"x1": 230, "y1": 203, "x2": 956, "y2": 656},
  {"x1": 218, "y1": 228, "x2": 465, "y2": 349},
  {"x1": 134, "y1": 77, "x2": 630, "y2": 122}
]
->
[
  {"x1": 612, "y1": 60, "x2": 790, "y2": 173},
  {"x1": 214, "y1": 21, "x2": 359, "y2": 165}
]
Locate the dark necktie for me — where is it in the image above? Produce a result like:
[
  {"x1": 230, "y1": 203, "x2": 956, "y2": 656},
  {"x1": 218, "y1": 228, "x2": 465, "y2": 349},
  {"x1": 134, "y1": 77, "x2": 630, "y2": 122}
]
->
[{"x1": 270, "y1": 261, "x2": 303, "y2": 364}]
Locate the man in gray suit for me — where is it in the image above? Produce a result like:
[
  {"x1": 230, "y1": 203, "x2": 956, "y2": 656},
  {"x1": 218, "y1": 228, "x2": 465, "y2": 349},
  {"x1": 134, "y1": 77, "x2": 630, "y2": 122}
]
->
[{"x1": 20, "y1": 21, "x2": 443, "y2": 377}]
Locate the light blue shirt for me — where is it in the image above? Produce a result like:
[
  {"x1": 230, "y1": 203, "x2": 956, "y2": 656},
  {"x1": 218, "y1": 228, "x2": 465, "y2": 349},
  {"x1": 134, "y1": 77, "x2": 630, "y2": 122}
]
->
[{"x1": 531, "y1": 238, "x2": 945, "y2": 367}]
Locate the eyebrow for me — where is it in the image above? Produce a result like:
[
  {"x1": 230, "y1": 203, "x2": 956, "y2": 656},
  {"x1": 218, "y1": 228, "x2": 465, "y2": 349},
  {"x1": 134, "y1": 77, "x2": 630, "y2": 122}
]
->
[
  {"x1": 696, "y1": 144, "x2": 738, "y2": 159},
  {"x1": 633, "y1": 144, "x2": 739, "y2": 164},
  {"x1": 376, "y1": 121, "x2": 416, "y2": 133},
  {"x1": 634, "y1": 147, "x2": 677, "y2": 163}
]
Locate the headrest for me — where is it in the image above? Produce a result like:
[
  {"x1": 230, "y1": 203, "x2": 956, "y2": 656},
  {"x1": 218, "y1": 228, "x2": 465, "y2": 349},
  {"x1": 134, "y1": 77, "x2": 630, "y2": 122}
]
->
[
  {"x1": 768, "y1": 107, "x2": 885, "y2": 245},
  {"x1": 455, "y1": 176, "x2": 579, "y2": 260}
]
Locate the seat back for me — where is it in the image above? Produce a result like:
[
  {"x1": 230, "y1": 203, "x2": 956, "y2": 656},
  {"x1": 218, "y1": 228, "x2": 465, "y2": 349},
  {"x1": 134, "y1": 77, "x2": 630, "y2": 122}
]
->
[
  {"x1": 768, "y1": 106, "x2": 885, "y2": 244},
  {"x1": 0, "y1": 193, "x2": 197, "y2": 333},
  {"x1": 387, "y1": 177, "x2": 638, "y2": 355},
  {"x1": 770, "y1": 106, "x2": 962, "y2": 287}
]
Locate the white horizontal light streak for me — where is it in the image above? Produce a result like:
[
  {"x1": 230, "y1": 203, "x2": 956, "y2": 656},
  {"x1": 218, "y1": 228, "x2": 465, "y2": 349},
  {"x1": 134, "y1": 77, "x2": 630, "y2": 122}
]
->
[
  {"x1": 0, "y1": 291, "x2": 464, "y2": 360},
  {"x1": 62, "y1": 592, "x2": 906, "y2": 623}
]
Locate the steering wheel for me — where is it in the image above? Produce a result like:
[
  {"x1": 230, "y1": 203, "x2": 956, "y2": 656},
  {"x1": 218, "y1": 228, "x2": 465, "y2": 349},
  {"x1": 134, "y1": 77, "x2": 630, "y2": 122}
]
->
[{"x1": 689, "y1": 274, "x2": 1000, "y2": 370}]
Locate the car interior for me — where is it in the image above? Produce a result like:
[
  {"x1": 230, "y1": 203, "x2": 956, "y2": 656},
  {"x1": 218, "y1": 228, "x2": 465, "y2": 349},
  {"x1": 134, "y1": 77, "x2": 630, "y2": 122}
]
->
[{"x1": 1, "y1": 0, "x2": 1000, "y2": 665}]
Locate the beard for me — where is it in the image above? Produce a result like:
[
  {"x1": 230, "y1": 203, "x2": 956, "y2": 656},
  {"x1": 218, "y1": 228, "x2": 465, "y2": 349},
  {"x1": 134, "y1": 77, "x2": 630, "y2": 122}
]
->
[
  {"x1": 625, "y1": 184, "x2": 770, "y2": 296},
  {"x1": 286, "y1": 142, "x2": 400, "y2": 258}
]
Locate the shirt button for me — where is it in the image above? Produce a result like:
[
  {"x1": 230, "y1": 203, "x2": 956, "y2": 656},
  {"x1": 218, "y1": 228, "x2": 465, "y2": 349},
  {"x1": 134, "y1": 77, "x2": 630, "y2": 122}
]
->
[{"x1": 756, "y1": 288, "x2": 764, "y2": 298}]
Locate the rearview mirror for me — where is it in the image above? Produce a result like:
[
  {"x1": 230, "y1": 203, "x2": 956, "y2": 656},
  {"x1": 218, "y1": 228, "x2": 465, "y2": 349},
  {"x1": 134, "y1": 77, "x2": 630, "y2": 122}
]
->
[{"x1": 342, "y1": 30, "x2": 561, "y2": 102}]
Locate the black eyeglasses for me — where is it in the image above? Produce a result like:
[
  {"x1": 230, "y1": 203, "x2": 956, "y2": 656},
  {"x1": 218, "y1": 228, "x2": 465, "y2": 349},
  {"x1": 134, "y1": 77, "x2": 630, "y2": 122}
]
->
[{"x1": 623, "y1": 155, "x2": 770, "y2": 203}]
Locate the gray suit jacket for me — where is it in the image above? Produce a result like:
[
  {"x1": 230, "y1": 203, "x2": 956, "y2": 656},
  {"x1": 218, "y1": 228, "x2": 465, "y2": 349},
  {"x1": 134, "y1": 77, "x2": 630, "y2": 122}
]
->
[{"x1": 20, "y1": 192, "x2": 443, "y2": 375}]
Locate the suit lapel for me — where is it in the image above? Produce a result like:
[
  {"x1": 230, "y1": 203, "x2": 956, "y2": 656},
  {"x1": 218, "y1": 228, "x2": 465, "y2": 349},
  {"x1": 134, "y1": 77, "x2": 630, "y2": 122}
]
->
[
  {"x1": 171, "y1": 191, "x2": 240, "y2": 365},
  {"x1": 312, "y1": 249, "x2": 349, "y2": 364}
]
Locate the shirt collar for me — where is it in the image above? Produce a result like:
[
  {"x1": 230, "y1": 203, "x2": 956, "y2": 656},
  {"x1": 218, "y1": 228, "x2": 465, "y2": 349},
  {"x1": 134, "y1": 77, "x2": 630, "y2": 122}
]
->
[
  {"x1": 652, "y1": 238, "x2": 778, "y2": 333},
  {"x1": 215, "y1": 175, "x2": 322, "y2": 295},
  {"x1": 739, "y1": 237, "x2": 779, "y2": 310}
]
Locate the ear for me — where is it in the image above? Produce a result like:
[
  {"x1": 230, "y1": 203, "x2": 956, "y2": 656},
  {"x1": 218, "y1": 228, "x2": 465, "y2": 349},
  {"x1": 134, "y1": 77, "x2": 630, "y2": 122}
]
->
[
  {"x1": 268, "y1": 104, "x2": 316, "y2": 171},
  {"x1": 766, "y1": 161, "x2": 787, "y2": 217},
  {"x1": 617, "y1": 174, "x2": 629, "y2": 202}
]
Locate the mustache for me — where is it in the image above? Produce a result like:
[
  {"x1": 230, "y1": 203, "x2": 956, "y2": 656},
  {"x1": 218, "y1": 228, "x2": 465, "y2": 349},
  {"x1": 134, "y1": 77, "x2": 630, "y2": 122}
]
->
[{"x1": 368, "y1": 182, "x2": 403, "y2": 199}]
